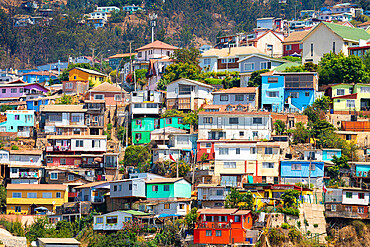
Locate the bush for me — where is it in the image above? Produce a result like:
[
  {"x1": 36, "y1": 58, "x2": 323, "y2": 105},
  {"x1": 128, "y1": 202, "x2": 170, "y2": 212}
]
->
[
  {"x1": 281, "y1": 223, "x2": 290, "y2": 229},
  {"x1": 278, "y1": 207, "x2": 300, "y2": 216},
  {"x1": 352, "y1": 220, "x2": 365, "y2": 236},
  {"x1": 313, "y1": 223, "x2": 318, "y2": 228},
  {"x1": 304, "y1": 219, "x2": 309, "y2": 226},
  {"x1": 288, "y1": 228, "x2": 302, "y2": 242},
  {"x1": 11, "y1": 145, "x2": 19, "y2": 150},
  {"x1": 268, "y1": 228, "x2": 285, "y2": 246},
  {"x1": 296, "y1": 221, "x2": 301, "y2": 228},
  {"x1": 204, "y1": 78, "x2": 222, "y2": 85}
]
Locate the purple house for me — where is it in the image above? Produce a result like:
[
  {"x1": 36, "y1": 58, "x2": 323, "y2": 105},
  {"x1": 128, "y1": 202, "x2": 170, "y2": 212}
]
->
[{"x1": 0, "y1": 80, "x2": 49, "y2": 101}]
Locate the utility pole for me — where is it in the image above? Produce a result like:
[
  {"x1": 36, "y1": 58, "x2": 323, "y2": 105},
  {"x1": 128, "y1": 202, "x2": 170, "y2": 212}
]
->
[
  {"x1": 100, "y1": 54, "x2": 103, "y2": 72},
  {"x1": 91, "y1": 48, "x2": 95, "y2": 68},
  {"x1": 149, "y1": 13, "x2": 157, "y2": 43}
]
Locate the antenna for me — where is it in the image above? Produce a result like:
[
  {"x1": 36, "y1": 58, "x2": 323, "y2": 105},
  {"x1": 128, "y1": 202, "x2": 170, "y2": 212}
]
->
[{"x1": 149, "y1": 13, "x2": 158, "y2": 43}]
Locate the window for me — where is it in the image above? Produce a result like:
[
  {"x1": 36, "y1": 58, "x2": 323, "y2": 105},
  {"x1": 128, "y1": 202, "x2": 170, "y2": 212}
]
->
[
  {"x1": 136, "y1": 119, "x2": 142, "y2": 125},
  {"x1": 164, "y1": 185, "x2": 170, "y2": 191},
  {"x1": 299, "y1": 44, "x2": 303, "y2": 49},
  {"x1": 67, "y1": 174, "x2": 74, "y2": 181},
  {"x1": 260, "y1": 61, "x2": 271, "y2": 70},
  {"x1": 50, "y1": 172, "x2": 58, "y2": 180},
  {"x1": 11, "y1": 88, "x2": 17, "y2": 94},
  {"x1": 248, "y1": 94, "x2": 255, "y2": 101},
  {"x1": 291, "y1": 163, "x2": 302, "y2": 170},
  {"x1": 234, "y1": 216, "x2": 241, "y2": 222},
  {"x1": 244, "y1": 63, "x2": 255, "y2": 72},
  {"x1": 56, "y1": 192, "x2": 61, "y2": 198},
  {"x1": 251, "y1": 147, "x2": 256, "y2": 154},
  {"x1": 73, "y1": 128, "x2": 81, "y2": 135},
  {"x1": 47, "y1": 158, "x2": 53, "y2": 163},
  {"x1": 229, "y1": 117, "x2": 239, "y2": 124},
  {"x1": 263, "y1": 162, "x2": 274, "y2": 168},
  {"x1": 347, "y1": 100, "x2": 355, "y2": 108},
  {"x1": 92, "y1": 140, "x2": 101, "y2": 148},
  {"x1": 290, "y1": 92, "x2": 299, "y2": 98},
  {"x1": 224, "y1": 162, "x2": 236, "y2": 168},
  {"x1": 252, "y1": 131, "x2": 258, "y2": 139},
  {"x1": 216, "y1": 190, "x2": 223, "y2": 196},
  {"x1": 106, "y1": 216, "x2": 118, "y2": 224},
  {"x1": 65, "y1": 82, "x2": 73, "y2": 89},
  {"x1": 75, "y1": 140, "x2": 83, "y2": 147},
  {"x1": 119, "y1": 185, "x2": 122, "y2": 191},
  {"x1": 164, "y1": 203, "x2": 170, "y2": 209},
  {"x1": 215, "y1": 230, "x2": 222, "y2": 237},
  {"x1": 268, "y1": 77, "x2": 278, "y2": 83},
  {"x1": 135, "y1": 133, "x2": 141, "y2": 140},
  {"x1": 310, "y1": 43, "x2": 314, "y2": 56},
  {"x1": 205, "y1": 216, "x2": 213, "y2": 222},
  {"x1": 358, "y1": 207, "x2": 364, "y2": 213},
  {"x1": 12, "y1": 192, "x2": 22, "y2": 198},
  {"x1": 239, "y1": 131, "x2": 244, "y2": 137},
  {"x1": 19, "y1": 88, "x2": 23, "y2": 93},
  {"x1": 60, "y1": 158, "x2": 66, "y2": 165},
  {"x1": 1, "y1": 89, "x2": 5, "y2": 94},
  {"x1": 345, "y1": 206, "x2": 352, "y2": 212},
  {"x1": 286, "y1": 45, "x2": 292, "y2": 51},
  {"x1": 331, "y1": 205, "x2": 336, "y2": 212},
  {"x1": 203, "y1": 117, "x2": 213, "y2": 124},
  {"x1": 305, "y1": 92, "x2": 310, "y2": 97},
  {"x1": 43, "y1": 192, "x2": 52, "y2": 198},
  {"x1": 206, "y1": 230, "x2": 212, "y2": 236},
  {"x1": 333, "y1": 42, "x2": 336, "y2": 53},
  {"x1": 221, "y1": 58, "x2": 235, "y2": 63},
  {"x1": 252, "y1": 117, "x2": 263, "y2": 124},
  {"x1": 114, "y1": 94, "x2": 122, "y2": 101},
  {"x1": 235, "y1": 94, "x2": 244, "y2": 101},
  {"x1": 236, "y1": 148, "x2": 240, "y2": 154},
  {"x1": 267, "y1": 91, "x2": 279, "y2": 97},
  {"x1": 265, "y1": 147, "x2": 273, "y2": 154},
  {"x1": 15, "y1": 206, "x2": 21, "y2": 213},
  {"x1": 346, "y1": 192, "x2": 352, "y2": 198},
  {"x1": 94, "y1": 94, "x2": 104, "y2": 100},
  {"x1": 96, "y1": 217, "x2": 103, "y2": 224},
  {"x1": 204, "y1": 58, "x2": 211, "y2": 65},
  {"x1": 113, "y1": 185, "x2": 117, "y2": 192},
  {"x1": 219, "y1": 148, "x2": 229, "y2": 155},
  {"x1": 360, "y1": 87, "x2": 370, "y2": 93},
  {"x1": 359, "y1": 193, "x2": 365, "y2": 199},
  {"x1": 152, "y1": 185, "x2": 158, "y2": 192},
  {"x1": 337, "y1": 89, "x2": 345, "y2": 96},
  {"x1": 220, "y1": 95, "x2": 229, "y2": 101}
]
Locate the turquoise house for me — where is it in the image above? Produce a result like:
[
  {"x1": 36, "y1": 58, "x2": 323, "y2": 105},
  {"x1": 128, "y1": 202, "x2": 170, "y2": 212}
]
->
[
  {"x1": 354, "y1": 163, "x2": 370, "y2": 177},
  {"x1": 146, "y1": 178, "x2": 191, "y2": 199},
  {"x1": 0, "y1": 110, "x2": 35, "y2": 137},
  {"x1": 132, "y1": 116, "x2": 190, "y2": 145}
]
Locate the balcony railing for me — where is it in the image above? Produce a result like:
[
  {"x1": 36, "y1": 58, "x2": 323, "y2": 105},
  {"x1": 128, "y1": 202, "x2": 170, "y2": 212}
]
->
[
  {"x1": 10, "y1": 171, "x2": 40, "y2": 179},
  {"x1": 325, "y1": 211, "x2": 369, "y2": 219},
  {"x1": 46, "y1": 146, "x2": 71, "y2": 152},
  {"x1": 196, "y1": 222, "x2": 231, "y2": 229}
]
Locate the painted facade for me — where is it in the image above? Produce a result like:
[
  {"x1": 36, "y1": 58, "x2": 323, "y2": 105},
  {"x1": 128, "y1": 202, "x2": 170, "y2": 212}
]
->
[
  {"x1": 332, "y1": 84, "x2": 370, "y2": 112},
  {"x1": 0, "y1": 82, "x2": 48, "y2": 100},
  {"x1": 280, "y1": 160, "x2": 324, "y2": 187},
  {"x1": 146, "y1": 178, "x2": 191, "y2": 200},
  {"x1": 0, "y1": 110, "x2": 35, "y2": 137},
  {"x1": 68, "y1": 68, "x2": 108, "y2": 87}
]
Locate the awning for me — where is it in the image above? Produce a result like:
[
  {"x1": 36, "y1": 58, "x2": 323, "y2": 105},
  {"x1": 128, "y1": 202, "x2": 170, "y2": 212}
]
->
[{"x1": 156, "y1": 214, "x2": 181, "y2": 218}]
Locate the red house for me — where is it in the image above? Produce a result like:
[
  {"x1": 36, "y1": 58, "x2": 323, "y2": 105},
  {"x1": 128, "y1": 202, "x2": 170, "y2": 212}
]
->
[
  {"x1": 86, "y1": 82, "x2": 127, "y2": 106},
  {"x1": 194, "y1": 209, "x2": 253, "y2": 245},
  {"x1": 282, "y1": 30, "x2": 310, "y2": 56}
]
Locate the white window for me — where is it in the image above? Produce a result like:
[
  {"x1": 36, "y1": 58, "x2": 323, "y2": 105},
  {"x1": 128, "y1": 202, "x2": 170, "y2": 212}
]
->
[
  {"x1": 253, "y1": 118, "x2": 263, "y2": 124},
  {"x1": 203, "y1": 117, "x2": 213, "y2": 124},
  {"x1": 337, "y1": 89, "x2": 345, "y2": 95},
  {"x1": 94, "y1": 94, "x2": 104, "y2": 100},
  {"x1": 244, "y1": 63, "x2": 255, "y2": 72},
  {"x1": 263, "y1": 162, "x2": 274, "y2": 168},
  {"x1": 66, "y1": 83, "x2": 73, "y2": 89},
  {"x1": 290, "y1": 92, "x2": 299, "y2": 98},
  {"x1": 286, "y1": 45, "x2": 292, "y2": 51},
  {"x1": 42, "y1": 192, "x2": 52, "y2": 198},
  {"x1": 56, "y1": 192, "x2": 61, "y2": 198},
  {"x1": 96, "y1": 217, "x2": 103, "y2": 224},
  {"x1": 114, "y1": 94, "x2": 122, "y2": 101},
  {"x1": 291, "y1": 163, "x2": 302, "y2": 170},
  {"x1": 260, "y1": 62, "x2": 271, "y2": 70},
  {"x1": 50, "y1": 172, "x2": 58, "y2": 180},
  {"x1": 221, "y1": 58, "x2": 235, "y2": 63},
  {"x1": 71, "y1": 115, "x2": 80, "y2": 122},
  {"x1": 76, "y1": 140, "x2": 83, "y2": 147},
  {"x1": 12, "y1": 192, "x2": 22, "y2": 198},
  {"x1": 220, "y1": 95, "x2": 229, "y2": 101},
  {"x1": 92, "y1": 140, "x2": 101, "y2": 148},
  {"x1": 204, "y1": 58, "x2": 211, "y2": 65},
  {"x1": 267, "y1": 91, "x2": 279, "y2": 97},
  {"x1": 347, "y1": 100, "x2": 355, "y2": 108},
  {"x1": 265, "y1": 147, "x2": 273, "y2": 154},
  {"x1": 219, "y1": 148, "x2": 229, "y2": 155},
  {"x1": 360, "y1": 87, "x2": 370, "y2": 93},
  {"x1": 224, "y1": 162, "x2": 236, "y2": 168},
  {"x1": 235, "y1": 95, "x2": 244, "y2": 101}
]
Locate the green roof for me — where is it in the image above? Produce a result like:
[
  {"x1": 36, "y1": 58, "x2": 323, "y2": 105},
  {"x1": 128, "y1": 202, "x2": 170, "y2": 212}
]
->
[
  {"x1": 273, "y1": 62, "x2": 301, "y2": 72},
  {"x1": 322, "y1": 22, "x2": 370, "y2": 42},
  {"x1": 120, "y1": 210, "x2": 150, "y2": 216}
]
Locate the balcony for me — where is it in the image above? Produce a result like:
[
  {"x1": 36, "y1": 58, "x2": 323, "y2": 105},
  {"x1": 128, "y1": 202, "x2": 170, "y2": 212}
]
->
[
  {"x1": 46, "y1": 146, "x2": 71, "y2": 152},
  {"x1": 325, "y1": 211, "x2": 369, "y2": 219},
  {"x1": 80, "y1": 163, "x2": 102, "y2": 168},
  {"x1": 196, "y1": 221, "x2": 231, "y2": 229},
  {"x1": 10, "y1": 171, "x2": 40, "y2": 179},
  {"x1": 92, "y1": 196, "x2": 105, "y2": 203}
]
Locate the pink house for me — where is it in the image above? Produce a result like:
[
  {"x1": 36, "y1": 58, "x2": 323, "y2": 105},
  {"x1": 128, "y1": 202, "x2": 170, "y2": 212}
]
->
[
  {"x1": 0, "y1": 80, "x2": 49, "y2": 101},
  {"x1": 86, "y1": 82, "x2": 127, "y2": 106}
]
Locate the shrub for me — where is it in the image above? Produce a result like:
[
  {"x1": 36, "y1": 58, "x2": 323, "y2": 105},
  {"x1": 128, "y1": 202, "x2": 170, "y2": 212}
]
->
[
  {"x1": 313, "y1": 223, "x2": 318, "y2": 228},
  {"x1": 352, "y1": 220, "x2": 365, "y2": 236},
  {"x1": 288, "y1": 228, "x2": 302, "y2": 242},
  {"x1": 278, "y1": 207, "x2": 300, "y2": 216},
  {"x1": 107, "y1": 123, "x2": 113, "y2": 131},
  {"x1": 304, "y1": 219, "x2": 309, "y2": 226},
  {"x1": 11, "y1": 145, "x2": 19, "y2": 150},
  {"x1": 281, "y1": 223, "x2": 290, "y2": 229},
  {"x1": 296, "y1": 221, "x2": 301, "y2": 228},
  {"x1": 268, "y1": 228, "x2": 285, "y2": 245}
]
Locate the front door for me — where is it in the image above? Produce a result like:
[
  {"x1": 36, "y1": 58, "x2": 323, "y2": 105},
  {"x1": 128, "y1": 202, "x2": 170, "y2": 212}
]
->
[{"x1": 30, "y1": 204, "x2": 37, "y2": 215}]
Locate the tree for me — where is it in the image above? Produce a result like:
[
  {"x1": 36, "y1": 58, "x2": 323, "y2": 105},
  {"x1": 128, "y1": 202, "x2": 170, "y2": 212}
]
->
[
  {"x1": 284, "y1": 62, "x2": 317, "y2": 72},
  {"x1": 56, "y1": 94, "x2": 74, "y2": 105},
  {"x1": 281, "y1": 189, "x2": 300, "y2": 208},
  {"x1": 170, "y1": 160, "x2": 190, "y2": 178},
  {"x1": 274, "y1": 120, "x2": 286, "y2": 135},
  {"x1": 183, "y1": 109, "x2": 202, "y2": 130},
  {"x1": 310, "y1": 119, "x2": 335, "y2": 138},
  {"x1": 225, "y1": 188, "x2": 254, "y2": 210},
  {"x1": 171, "y1": 48, "x2": 201, "y2": 66},
  {"x1": 248, "y1": 69, "x2": 269, "y2": 87},
  {"x1": 282, "y1": 56, "x2": 301, "y2": 63},
  {"x1": 123, "y1": 145, "x2": 152, "y2": 170},
  {"x1": 0, "y1": 105, "x2": 11, "y2": 112},
  {"x1": 328, "y1": 155, "x2": 350, "y2": 185},
  {"x1": 318, "y1": 52, "x2": 369, "y2": 85},
  {"x1": 161, "y1": 109, "x2": 185, "y2": 118},
  {"x1": 288, "y1": 122, "x2": 309, "y2": 144},
  {"x1": 0, "y1": 185, "x2": 6, "y2": 211},
  {"x1": 162, "y1": 62, "x2": 200, "y2": 83},
  {"x1": 177, "y1": 25, "x2": 194, "y2": 48},
  {"x1": 185, "y1": 207, "x2": 198, "y2": 230}
]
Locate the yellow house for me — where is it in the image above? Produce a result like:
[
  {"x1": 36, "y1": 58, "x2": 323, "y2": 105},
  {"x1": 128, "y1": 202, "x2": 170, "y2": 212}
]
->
[
  {"x1": 68, "y1": 67, "x2": 108, "y2": 87},
  {"x1": 6, "y1": 184, "x2": 68, "y2": 215},
  {"x1": 256, "y1": 142, "x2": 280, "y2": 184}
]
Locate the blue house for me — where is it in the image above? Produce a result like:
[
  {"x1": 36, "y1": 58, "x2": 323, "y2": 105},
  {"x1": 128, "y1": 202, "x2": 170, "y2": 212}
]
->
[
  {"x1": 280, "y1": 160, "x2": 324, "y2": 187},
  {"x1": 26, "y1": 96, "x2": 51, "y2": 113},
  {"x1": 354, "y1": 163, "x2": 370, "y2": 177},
  {"x1": 303, "y1": 149, "x2": 341, "y2": 162},
  {"x1": 261, "y1": 71, "x2": 318, "y2": 112},
  {"x1": 22, "y1": 71, "x2": 58, "y2": 84}
]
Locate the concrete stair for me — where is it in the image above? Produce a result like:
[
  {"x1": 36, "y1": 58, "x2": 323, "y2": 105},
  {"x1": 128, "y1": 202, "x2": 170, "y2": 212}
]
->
[{"x1": 299, "y1": 203, "x2": 327, "y2": 244}]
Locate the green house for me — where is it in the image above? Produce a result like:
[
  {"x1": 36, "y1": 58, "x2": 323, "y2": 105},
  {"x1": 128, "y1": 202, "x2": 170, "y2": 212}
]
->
[
  {"x1": 146, "y1": 178, "x2": 191, "y2": 199},
  {"x1": 132, "y1": 116, "x2": 190, "y2": 145},
  {"x1": 332, "y1": 84, "x2": 370, "y2": 112}
]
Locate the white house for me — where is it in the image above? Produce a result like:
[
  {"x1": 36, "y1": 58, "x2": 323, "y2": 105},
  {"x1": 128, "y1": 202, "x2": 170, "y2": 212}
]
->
[
  {"x1": 198, "y1": 104, "x2": 272, "y2": 140},
  {"x1": 96, "y1": 6, "x2": 120, "y2": 13},
  {"x1": 130, "y1": 90, "x2": 163, "y2": 118},
  {"x1": 197, "y1": 184, "x2": 227, "y2": 208},
  {"x1": 135, "y1": 199, "x2": 192, "y2": 216},
  {"x1": 135, "y1": 40, "x2": 178, "y2": 62},
  {"x1": 93, "y1": 210, "x2": 150, "y2": 231},
  {"x1": 109, "y1": 178, "x2": 147, "y2": 199},
  {"x1": 9, "y1": 150, "x2": 42, "y2": 166},
  {"x1": 166, "y1": 78, "x2": 214, "y2": 111},
  {"x1": 301, "y1": 22, "x2": 370, "y2": 64},
  {"x1": 0, "y1": 150, "x2": 9, "y2": 164}
]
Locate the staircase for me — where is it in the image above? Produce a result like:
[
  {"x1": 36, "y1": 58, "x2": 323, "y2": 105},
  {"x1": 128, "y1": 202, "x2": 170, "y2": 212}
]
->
[{"x1": 299, "y1": 203, "x2": 327, "y2": 244}]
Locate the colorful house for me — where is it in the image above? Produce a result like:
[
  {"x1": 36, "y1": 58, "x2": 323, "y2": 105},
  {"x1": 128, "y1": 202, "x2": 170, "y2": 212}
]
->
[
  {"x1": 280, "y1": 160, "x2": 325, "y2": 187},
  {"x1": 75, "y1": 181, "x2": 110, "y2": 204},
  {"x1": 0, "y1": 110, "x2": 35, "y2": 137},
  {"x1": 93, "y1": 210, "x2": 150, "y2": 231},
  {"x1": 22, "y1": 71, "x2": 58, "y2": 84},
  {"x1": 332, "y1": 83, "x2": 370, "y2": 113},
  {"x1": 194, "y1": 208, "x2": 254, "y2": 245},
  {"x1": 0, "y1": 81, "x2": 49, "y2": 101},
  {"x1": 86, "y1": 82, "x2": 126, "y2": 106},
  {"x1": 6, "y1": 184, "x2": 68, "y2": 214},
  {"x1": 282, "y1": 30, "x2": 310, "y2": 57},
  {"x1": 68, "y1": 67, "x2": 108, "y2": 87},
  {"x1": 26, "y1": 95, "x2": 59, "y2": 113},
  {"x1": 145, "y1": 178, "x2": 191, "y2": 200}
]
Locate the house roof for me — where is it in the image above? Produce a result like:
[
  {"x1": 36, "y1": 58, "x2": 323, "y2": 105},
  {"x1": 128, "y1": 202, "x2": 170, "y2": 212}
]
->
[
  {"x1": 135, "y1": 40, "x2": 178, "y2": 51},
  {"x1": 199, "y1": 105, "x2": 270, "y2": 115},
  {"x1": 358, "y1": 20, "x2": 370, "y2": 27},
  {"x1": 108, "y1": 53, "x2": 137, "y2": 59},
  {"x1": 283, "y1": 30, "x2": 311, "y2": 43},
  {"x1": 237, "y1": 54, "x2": 290, "y2": 63},
  {"x1": 89, "y1": 82, "x2": 125, "y2": 92},
  {"x1": 197, "y1": 184, "x2": 225, "y2": 188},
  {"x1": 303, "y1": 22, "x2": 370, "y2": 42},
  {"x1": 69, "y1": 67, "x2": 106, "y2": 77},
  {"x1": 232, "y1": 210, "x2": 251, "y2": 215},
  {"x1": 151, "y1": 127, "x2": 187, "y2": 135},
  {"x1": 22, "y1": 71, "x2": 58, "y2": 76},
  {"x1": 273, "y1": 62, "x2": 301, "y2": 72},
  {"x1": 120, "y1": 210, "x2": 151, "y2": 216},
  {"x1": 74, "y1": 181, "x2": 109, "y2": 189},
  {"x1": 7, "y1": 184, "x2": 67, "y2": 191},
  {"x1": 37, "y1": 238, "x2": 80, "y2": 244},
  {"x1": 40, "y1": 104, "x2": 86, "y2": 112},
  {"x1": 212, "y1": 87, "x2": 257, "y2": 94},
  {"x1": 166, "y1": 78, "x2": 214, "y2": 89},
  {"x1": 201, "y1": 46, "x2": 266, "y2": 58},
  {"x1": 146, "y1": 178, "x2": 184, "y2": 184},
  {"x1": 249, "y1": 30, "x2": 283, "y2": 42},
  {"x1": 198, "y1": 209, "x2": 239, "y2": 215},
  {"x1": 332, "y1": 93, "x2": 357, "y2": 99},
  {"x1": 9, "y1": 150, "x2": 42, "y2": 155},
  {"x1": 47, "y1": 135, "x2": 107, "y2": 140}
]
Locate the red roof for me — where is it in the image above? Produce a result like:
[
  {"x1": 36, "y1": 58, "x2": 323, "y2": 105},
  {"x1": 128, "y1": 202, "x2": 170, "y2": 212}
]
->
[
  {"x1": 199, "y1": 105, "x2": 270, "y2": 115},
  {"x1": 135, "y1": 40, "x2": 178, "y2": 51},
  {"x1": 332, "y1": 93, "x2": 358, "y2": 99},
  {"x1": 213, "y1": 87, "x2": 257, "y2": 94},
  {"x1": 23, "y1": 71, "x2": 58, "y2": 76}
]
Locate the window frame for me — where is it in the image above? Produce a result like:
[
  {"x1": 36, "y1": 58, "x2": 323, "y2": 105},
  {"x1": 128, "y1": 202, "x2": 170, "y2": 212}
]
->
[
  {"x1": 12, "y1": 192, "x2": 22, "y2": 198},
  {"x1": 244, "y1": 62, "x2": 255, "y2": 72},
  {"x1": 50, "y1": 172, "x2": 58, "y2": 180}
]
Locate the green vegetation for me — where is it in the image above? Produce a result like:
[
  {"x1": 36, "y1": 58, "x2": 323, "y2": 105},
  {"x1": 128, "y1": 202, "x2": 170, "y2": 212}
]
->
[
  {"x1": 185, "y1": 207, "x2": 198, "y2": 230},
  {"x1": 248, "y1": 69, "x2": 269, "y2": 87},
  {"x1": 0, "y1": 105, "x2": 11, "y2": 112},
  {"x1": 281, "y1": 223, "x2": 290, "y2": 229},
  {"x1": 273, "y1": 120, "x2": 286, "y2": 135},
  {"x1": 123, "y1": 145, "x2": 152, "y2": 172},
  {"x1": 283, "y1": 62, "x2": 317, "y2": 72},
  {"x1": 170, "y1": 160, "x2": 190, "y2": 178},
  {"x1": 225, "y1": 188, "x2": 254, "y2": 210},
  {"x1": 11, "y1": 145, "x2": 19, "y2": 150},
  {"x1": 56, "y1": 94, "x2": 75, "y2": 105}
]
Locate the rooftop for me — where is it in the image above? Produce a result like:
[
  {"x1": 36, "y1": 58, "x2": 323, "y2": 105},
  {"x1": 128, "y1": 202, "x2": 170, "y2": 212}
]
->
[
  {"x1": 9, "y1": 150, "x2": 42, "y2": 155},
  {"x1": 74, "y1": 181, "x2": 109, "y2": 189},
  {"x1": 167, "y1": 78, "x2": 214, "y2": 89},
  {"x1": 70, "y1": 67, "x2": 106, "y2": 77},
  {"x1": 7, "y1": 184, "x2": 67, "y2": 191},
  {"x1": 37, "y1": 238, "x2": 80, "y2": 244},
  {"x1": 146, "y1": 178, "x2": 184, "y2": 184},
  {"x1": 201, "y1": 46, "x2": 266, "y2": 57},
  {"x1": 108, "y1": 53, "x2": 137, "y2": 59},
  {"x1": 40, "y1": 104, "x2": 86, "y2": 112},
  {"x1": 283, "y1": 30, "x2": 311, "y2": 43},
  {"x1": 213, "y1": 87, "x2": 257, "y2": 94},
  {"x1": 136, "y1": 40, "x2": 178, "y2": 51},
  {"x1": 89, "y1": 82, "x2": 125, "y2": 92}
]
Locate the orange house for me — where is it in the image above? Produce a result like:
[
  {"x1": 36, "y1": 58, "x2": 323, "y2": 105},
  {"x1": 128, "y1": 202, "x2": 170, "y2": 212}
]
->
[{"x1": 194, "y1": 208, "x2": 253, "y2": 245}]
